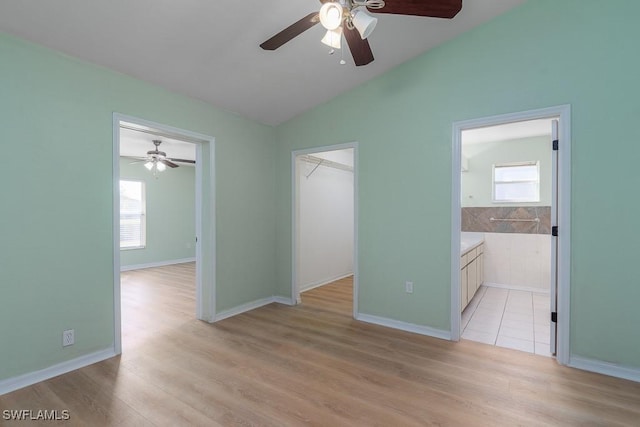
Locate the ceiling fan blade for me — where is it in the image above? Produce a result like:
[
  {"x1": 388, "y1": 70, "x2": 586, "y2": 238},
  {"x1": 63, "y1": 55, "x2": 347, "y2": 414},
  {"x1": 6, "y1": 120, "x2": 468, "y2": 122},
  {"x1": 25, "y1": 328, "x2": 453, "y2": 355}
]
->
[
  {"x1": 260, "y1": 12, "x2": 320, "y2": 51},
  {"x1": 369, "y1": 0, "x2": 462, "y2": 18},
  {"x1": 343, "y1": 26, "x2": 374, "y2": 66},
  {"x1": 159, "y1": 159, "x2": 179, "y2": 168},
  {"x1": 168, "y1": 158, "x2": 196, "y2": 164}
]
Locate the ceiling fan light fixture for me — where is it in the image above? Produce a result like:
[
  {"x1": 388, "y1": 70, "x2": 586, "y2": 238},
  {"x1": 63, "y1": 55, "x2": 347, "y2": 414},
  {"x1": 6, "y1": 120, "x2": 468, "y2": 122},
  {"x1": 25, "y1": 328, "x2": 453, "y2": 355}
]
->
[
  {"x1": 144, "y1": 161, "x2": 154, "y2": 170},
  {"x1": 321, "y1": 27, "x2": 343, "y2": 49},
  {"x1": 319, "y1": 2, "x2": 343, "y2": 31},
  {"x1": 351, "y1": 8, "x2": 377, "y2": 39},
  {"x1": 156, "y1": 161, "x2": 167, "y2": 172}
]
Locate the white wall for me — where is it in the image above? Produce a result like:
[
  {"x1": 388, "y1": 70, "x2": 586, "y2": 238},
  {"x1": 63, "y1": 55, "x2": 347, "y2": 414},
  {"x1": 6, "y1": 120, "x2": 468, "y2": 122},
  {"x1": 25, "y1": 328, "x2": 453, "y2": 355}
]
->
[
  {"x1": 297, "y1": 150, "x2": 354, "y2": 291},
  {"x1": 483, "y1": 233, "x2": 551, "y2": 292}
]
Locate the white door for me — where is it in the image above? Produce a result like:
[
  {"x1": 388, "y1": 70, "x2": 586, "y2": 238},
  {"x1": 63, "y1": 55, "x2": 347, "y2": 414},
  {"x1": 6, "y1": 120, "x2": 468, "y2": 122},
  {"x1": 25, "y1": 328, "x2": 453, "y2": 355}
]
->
[{"x1": 550, "y1": 120, "x2": 559, "y2": 355}]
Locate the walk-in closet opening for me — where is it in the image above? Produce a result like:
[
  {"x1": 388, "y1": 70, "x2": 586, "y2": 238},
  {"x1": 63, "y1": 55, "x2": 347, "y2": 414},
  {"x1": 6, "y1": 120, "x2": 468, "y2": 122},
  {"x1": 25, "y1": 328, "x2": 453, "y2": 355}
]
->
[{"x1": 293, "y1": 145, "x2": 357, "y2": 316}]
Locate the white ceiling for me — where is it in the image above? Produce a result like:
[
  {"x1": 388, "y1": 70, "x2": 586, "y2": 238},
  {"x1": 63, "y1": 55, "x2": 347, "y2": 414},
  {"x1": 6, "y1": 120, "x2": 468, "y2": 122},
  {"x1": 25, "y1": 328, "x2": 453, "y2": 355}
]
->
[
  {"x1": 462, "y1": 118, "x2": 554, "y2": 145},
  {"x1": 0, "y1": 0, "x2": 526, "y2": 126},
  {"x1": 120, "y1": 127, "x2": 196, "y2": 162}
]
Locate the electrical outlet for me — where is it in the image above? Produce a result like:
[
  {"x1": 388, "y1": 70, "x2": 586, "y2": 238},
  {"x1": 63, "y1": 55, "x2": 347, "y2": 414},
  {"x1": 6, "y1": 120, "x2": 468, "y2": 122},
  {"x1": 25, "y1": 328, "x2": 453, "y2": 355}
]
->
[
  {"x1": 62, "y1": 329, "x2": 75, "y2": 347},
  {"x1": 405, "y1": 281, "x2": 414, "y2": 294}
]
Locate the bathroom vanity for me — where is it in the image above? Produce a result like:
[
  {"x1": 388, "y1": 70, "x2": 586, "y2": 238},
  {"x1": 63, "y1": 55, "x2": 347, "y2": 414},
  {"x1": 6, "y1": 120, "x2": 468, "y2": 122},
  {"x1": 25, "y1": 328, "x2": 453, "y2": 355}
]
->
[{"x1": 461, "y1": 232, "x2": 484, "y2": 311}]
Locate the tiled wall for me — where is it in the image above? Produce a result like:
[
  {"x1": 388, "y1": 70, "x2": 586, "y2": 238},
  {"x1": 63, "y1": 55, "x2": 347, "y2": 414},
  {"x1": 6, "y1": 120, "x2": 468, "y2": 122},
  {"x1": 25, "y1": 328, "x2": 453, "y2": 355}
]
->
[
  {"x1": 462, "y1": 206, "x2": 551, "y2": 234},
  {"x1": 483, "y1": 233, "x2": 551, "y2": 291}
]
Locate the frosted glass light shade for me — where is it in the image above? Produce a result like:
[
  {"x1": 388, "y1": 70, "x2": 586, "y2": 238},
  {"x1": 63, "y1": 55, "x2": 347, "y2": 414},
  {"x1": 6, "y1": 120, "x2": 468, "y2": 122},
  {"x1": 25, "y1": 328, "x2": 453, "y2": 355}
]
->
[
  {"x1": 321, "y1": 28, "x2": 342, "y2": 49},
  {"x1": 157, "y1": 161, "x2": 166, "y2": 172},
  {"x1": 352, "y1": 9, "x2": 377, "y2": 39},
  {"x1": 319, "y1": 2, "x2": 343, "y2": 30},
  {"x1": 144, "y1": 161, "x2": 154, "y2": 170}
]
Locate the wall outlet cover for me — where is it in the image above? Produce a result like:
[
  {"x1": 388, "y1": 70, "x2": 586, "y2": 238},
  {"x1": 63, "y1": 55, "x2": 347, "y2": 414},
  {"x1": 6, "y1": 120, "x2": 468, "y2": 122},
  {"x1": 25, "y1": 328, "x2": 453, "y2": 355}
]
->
[
  {"x1": 405, "y1": 281, "x2": 414, "y2": 294},
  {"x1": 63, "y1": 329, "x2": 75, "y2": 347}
]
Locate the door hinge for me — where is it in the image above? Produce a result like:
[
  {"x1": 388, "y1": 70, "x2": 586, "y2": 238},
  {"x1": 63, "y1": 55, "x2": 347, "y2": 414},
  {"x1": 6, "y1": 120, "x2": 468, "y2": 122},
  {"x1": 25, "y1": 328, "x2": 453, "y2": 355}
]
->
[
  {"x1": 195, "y1": 236, "x2": 198, "y2": 242},
  {"x1": 553, "y1": 139, "x2": 559, "y2": 150},
  {"x1": 551, "y1": 312, "x2": 557, "y2": 323},
  {"x1": 552, "y1": 226, "x2": 558, "y2": 237}
]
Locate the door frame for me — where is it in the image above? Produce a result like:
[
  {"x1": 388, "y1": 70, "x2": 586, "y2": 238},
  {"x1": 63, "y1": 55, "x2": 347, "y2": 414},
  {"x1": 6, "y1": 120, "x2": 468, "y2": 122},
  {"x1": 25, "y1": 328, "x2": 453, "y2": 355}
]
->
[
  {"x1": 291, "y1": 142, "x2": 359, "y2": 318},
  {"x1": 112, "y1": 113, "x2": 216, "y2": 354},
  {"x1": 450, "y1": 105, "x2": 571, "y2": 365}
]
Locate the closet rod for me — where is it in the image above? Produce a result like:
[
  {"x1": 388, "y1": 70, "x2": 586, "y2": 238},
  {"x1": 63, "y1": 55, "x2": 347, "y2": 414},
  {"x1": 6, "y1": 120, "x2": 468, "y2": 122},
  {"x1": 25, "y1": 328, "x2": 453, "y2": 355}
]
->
[{"x1": 299, "y1": 154, "x2": 353, "y2": 178}]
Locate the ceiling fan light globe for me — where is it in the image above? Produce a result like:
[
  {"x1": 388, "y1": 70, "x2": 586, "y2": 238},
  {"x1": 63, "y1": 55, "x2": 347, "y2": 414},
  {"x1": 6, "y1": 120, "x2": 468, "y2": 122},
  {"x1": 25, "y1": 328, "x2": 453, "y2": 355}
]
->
[
  {"x1": 144, "y1": 161, "x2": 154, "y2": 170},
  {"x1": 352, "y1": 9, "x2": 377, "y2": 39},
  {"x1": 157, "y1": 162, "x2": 167, "y2": 172},
  {"x1": 321, "y1": 28, "x2": 342, "y2": 49},
  {"x1": 319, "y1": 3, "x2": 343, "y2": 31}
]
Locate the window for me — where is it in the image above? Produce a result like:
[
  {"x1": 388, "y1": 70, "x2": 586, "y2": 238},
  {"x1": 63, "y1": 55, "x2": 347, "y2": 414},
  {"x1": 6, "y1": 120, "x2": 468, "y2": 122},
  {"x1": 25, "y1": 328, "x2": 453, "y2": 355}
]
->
[
  {"x1": 120, "y1": 180, "x2": 146, "y2": 249},
  {"x1": 492, "y1": 161, "x2": 540, "y2": 203}
]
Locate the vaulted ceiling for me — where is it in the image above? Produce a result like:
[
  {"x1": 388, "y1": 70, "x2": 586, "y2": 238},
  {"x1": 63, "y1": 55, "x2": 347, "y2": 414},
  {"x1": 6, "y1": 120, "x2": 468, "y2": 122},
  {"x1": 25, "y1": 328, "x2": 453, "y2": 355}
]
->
[{"x1": 0, "y1": 0, "x2": 526, "y2": 125}]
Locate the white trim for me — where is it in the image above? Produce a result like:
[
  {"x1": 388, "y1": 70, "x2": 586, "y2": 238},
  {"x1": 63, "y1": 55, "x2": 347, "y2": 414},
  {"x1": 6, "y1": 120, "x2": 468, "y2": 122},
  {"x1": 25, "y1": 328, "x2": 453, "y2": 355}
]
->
[
  {"x1": 272, "y1": 296, "x2": 295, "y2": 306},
  {"x1": 112, "y1": 113, "x2": 217, "y2": 351},
  {"x1": 0, "y1": 348, "x2": 115, "y2": 396},
  {"x1": 483, "y1": 282, "x2": 550, "y2": 294},
  {"x1": 112, "y1": 115, "x2": 122, "y2": 355},
  {"x1": 569, "y1": 356, "x2": 640, "y2": 383},
  {"x1": 214, "y1": 297, "x2": 276, "y2": 321},
  {"x1": 356, "y1": 313, "x2": 451, "y2": 341},
  {"x1": 119, "y1": 257, "x2": 196, "y2": 272},
  {"x1": 451, "y1": 105, "x2": 571, "y2": 367},
  {"x1": 299, "y1": 272, "x2": 354, "y2": 293},
  {"x1": 291, "y1": 142, "x2": 359, "y2": 317}
]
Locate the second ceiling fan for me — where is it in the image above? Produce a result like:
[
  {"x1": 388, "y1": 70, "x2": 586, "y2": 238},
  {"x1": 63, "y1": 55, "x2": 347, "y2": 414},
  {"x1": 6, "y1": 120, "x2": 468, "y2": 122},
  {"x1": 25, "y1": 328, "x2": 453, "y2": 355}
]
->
[{"x1": 260, "y1": 0, "x2": 462, "y2": 66}]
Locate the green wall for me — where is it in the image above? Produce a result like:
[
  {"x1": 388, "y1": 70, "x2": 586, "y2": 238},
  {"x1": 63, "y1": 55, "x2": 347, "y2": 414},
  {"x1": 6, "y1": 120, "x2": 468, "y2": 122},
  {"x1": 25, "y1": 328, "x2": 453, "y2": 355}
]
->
[
  {"x1": 2, "y1": 0, "x2": 640, "y2": 385},
  {"x1": 119, "y1": 158, "x2": 196, "y2": 268},
  {"x1": 0, "y1": 33, "x2": 276, "y2": 381},
  {"x1": 275, "y1": 0, "x2": 640, "y2": 368},
  {"x1": 462, "y1": 136, "x2": 551, "y2": 207}
]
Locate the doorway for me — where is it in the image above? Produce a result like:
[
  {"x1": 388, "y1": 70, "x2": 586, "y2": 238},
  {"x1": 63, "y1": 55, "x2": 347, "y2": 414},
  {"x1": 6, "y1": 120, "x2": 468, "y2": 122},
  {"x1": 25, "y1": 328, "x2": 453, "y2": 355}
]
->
[
  {"x1": 112, "y1": 114, "x2": 216, "y2": 355},
  {"x1": 451, "y1": 106, "x2": 571, "y2": 365},
  {"x1": 292, "y1": 143, "x2": 358, "y2": 317}
]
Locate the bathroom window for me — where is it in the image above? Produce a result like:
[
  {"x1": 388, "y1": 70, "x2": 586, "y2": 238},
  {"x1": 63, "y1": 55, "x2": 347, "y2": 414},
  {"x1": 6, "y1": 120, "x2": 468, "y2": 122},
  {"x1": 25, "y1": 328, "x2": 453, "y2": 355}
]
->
[
  {"x1": 492, "y1": 161, "x2": 540, "y2": 203},
  {"x1": 120, "y1": 180, "x2": 146, "y2": 249}
]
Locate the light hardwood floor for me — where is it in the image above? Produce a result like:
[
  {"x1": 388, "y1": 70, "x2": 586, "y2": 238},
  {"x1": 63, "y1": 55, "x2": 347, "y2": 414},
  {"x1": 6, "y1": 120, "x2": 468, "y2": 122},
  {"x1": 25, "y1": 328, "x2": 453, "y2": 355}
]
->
[{"x1": 1, "y1": 263, "x2": 639, "y2": 426}]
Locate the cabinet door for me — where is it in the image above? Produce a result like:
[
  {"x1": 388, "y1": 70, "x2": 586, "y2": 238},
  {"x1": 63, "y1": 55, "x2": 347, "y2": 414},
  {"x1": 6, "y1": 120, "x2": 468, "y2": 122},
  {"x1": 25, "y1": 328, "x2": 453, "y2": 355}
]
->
[
  {"x1": 468, "y1": 258, "x2": 478, "y2": 300},
  {"x1": 478, "y1": 253, "x2": 484, "y2": 286},
  {"x1": 461, "y1": 265, "x2": 468, "y2": 310}
]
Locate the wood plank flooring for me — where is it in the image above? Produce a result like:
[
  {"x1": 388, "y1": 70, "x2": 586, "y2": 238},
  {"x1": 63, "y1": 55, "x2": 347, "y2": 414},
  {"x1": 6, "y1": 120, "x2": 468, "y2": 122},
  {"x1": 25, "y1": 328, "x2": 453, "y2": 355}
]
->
[{"x1": 1, "y1": 263, "x2": 639, "y2": 426}]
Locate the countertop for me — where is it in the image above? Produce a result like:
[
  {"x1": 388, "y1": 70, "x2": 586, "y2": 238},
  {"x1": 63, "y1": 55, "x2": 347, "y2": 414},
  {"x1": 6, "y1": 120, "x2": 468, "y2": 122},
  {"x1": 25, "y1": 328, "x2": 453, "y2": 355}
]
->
[{"x1": 461, "y1": 232, "x2": 484, "y2": 255}]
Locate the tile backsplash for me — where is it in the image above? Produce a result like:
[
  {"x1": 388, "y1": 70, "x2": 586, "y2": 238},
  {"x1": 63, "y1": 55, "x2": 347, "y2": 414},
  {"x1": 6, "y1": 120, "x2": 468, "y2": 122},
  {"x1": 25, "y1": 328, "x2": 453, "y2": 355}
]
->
[{"x1": 462, "y1": 207, "x2": 551, "y2": 234}]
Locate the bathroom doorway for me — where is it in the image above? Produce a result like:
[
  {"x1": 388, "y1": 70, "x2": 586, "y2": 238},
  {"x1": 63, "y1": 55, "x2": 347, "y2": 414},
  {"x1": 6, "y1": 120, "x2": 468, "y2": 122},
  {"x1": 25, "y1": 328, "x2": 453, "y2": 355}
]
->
[{"x1": 451, "y1": 106, "x2": 571, "y2": 365}]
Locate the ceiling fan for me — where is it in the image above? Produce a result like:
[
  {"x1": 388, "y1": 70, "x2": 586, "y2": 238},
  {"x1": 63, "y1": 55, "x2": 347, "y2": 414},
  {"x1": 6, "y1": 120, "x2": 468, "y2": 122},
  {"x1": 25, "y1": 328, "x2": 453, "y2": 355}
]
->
[
  {"x1": 260, "y1": 0, "x2": 462, "y2": 66},
  {"x1": 131, "y1": 140, "x2": 195, "y2": 175}
]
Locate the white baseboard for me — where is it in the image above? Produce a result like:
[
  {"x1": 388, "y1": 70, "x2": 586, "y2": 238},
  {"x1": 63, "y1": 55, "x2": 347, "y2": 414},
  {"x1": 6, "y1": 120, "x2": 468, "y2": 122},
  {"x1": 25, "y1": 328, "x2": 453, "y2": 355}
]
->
[
  {"x1": 120, "y1": 257, "x2": 196, "y2": 272},
  {"x1": 214, "y1": 297, "x2": 276, "y2": 321},
  {"x1": 272, "y1": 296, "x2": 295, "y2": 306},
  {"x1": 484, "y1": 282, "x2": 550, "y2": 294},
  {"x1": 355, "y1": 313, "x2": 451, "y2": 341},
  {"x1": 0, "y1": 348, "x2": 116, "y2": 396},
  {"x1": 299, "y1": 272, "x2": 354, "y2": 293},
  {"x1": 569, "y1": 355, "x2": 640, "y2": 383}
]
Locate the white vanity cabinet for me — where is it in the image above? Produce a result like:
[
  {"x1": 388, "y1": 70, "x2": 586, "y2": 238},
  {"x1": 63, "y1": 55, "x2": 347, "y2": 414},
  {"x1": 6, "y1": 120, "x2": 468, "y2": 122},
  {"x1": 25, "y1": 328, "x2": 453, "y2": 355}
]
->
[{"x1": 461, "y1": 243, "x2": 484, "y2": 311}]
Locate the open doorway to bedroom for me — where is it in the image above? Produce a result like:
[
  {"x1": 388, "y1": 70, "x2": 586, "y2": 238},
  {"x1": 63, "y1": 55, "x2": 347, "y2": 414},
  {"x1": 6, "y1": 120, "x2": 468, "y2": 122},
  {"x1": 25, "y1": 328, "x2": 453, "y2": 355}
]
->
[
  {"x1": 112, "y1": 114, "x2": 216, "y2": 355},
  {"x1": 292, "y1": 143, "x2": 358, "y2": 317}
]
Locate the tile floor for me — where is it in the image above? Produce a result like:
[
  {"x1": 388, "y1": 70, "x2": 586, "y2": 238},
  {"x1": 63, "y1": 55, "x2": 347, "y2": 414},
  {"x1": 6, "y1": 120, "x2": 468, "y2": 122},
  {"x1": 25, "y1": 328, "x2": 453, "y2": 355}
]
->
[{"x1": 462, "y1": 285, "x2": 552, "y2": 357}]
